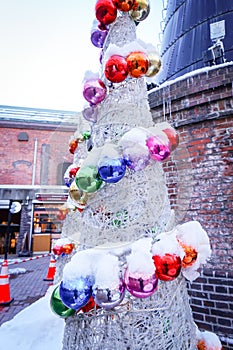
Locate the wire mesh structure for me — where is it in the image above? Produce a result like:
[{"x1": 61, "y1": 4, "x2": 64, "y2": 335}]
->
[{"x1": 58, "y1": 11, "x2": 197, "y2": 350}]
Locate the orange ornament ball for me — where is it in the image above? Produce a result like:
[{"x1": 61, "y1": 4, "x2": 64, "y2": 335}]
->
[
  {"x1": 178, "y1": 240, "x2": 198, "y2": 268},
  {"x1": 69, "y1": 139, "x2": 78, "y2": 154},
  {"x1": 162, "y1": 127, "x2": 179, "y2": 151},
  {"x1": 126, "y1": 51, "x2": 149, "y2": 78},
  {"x1": 62, "y1": 243, "x2": 74, "y2": 255},
  {"x1": 112, "y1": 0, "x2": 135, "y2": 12}
]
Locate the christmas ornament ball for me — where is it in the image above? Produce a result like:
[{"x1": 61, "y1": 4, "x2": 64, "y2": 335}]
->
[
  {"x1": 82, "y1": 105, "x2": 98, "y2": 123},
  {"x1": 112, "y1": 0, "x2": 135, "y2": 12},
  {"x1": 62, "y1": 243, "x2": 74, "y2": 255},
  {"x1": 95, "y1": 0, "x2": 117, "y2": 25},
  {"x1": 146, "y1": 52, "x2": 162, "y2": 77},
  {"x1": 104, "y1": 55, "x2": 128, "y2": 83},
  {"x1": 91, "y1": 28, "x2": 108, "y2": 48},
  {"x1": 69, "y1": 139, "x2": 78, "y2": 154},
  {"x1": 75, "y1": 165, "x2": 103, "y2": 193},
  {"x1": 83, "y1": 79, "x2": 107, "y2": 106},
  {"x1": 69, "y1": 181, "x2": 82, "y2": 203},
  {"x1": 129, "y1": 0, "x2": 150, "y2": 22},
  {"x1": 162, "y1": 127, "x2": 179, "y2": 151},
  {"x1": 146, "y1": 135, "x2": 171, "y2": 161},
  {"x1": 59, "y1": 277, "x2": 93, "y2": 310},
  {"x1": 53, "y1": 245, "x2": 64, "y2": 256},
  {"x1": 50, "y1": 285, "x2": 76, "y2": 318},
  {"x1": 126, "y1": 51, "x2": 149, "y2": 78},
  {"x1": 98, "y1": 156, "x2": 126, "y2": 183},
  {"x1": 124, "y1": 268, "x2": 158, "y2": 298},
  {"x1": 93, "y1": 282, "x2": 125, "y2": 310},
  {"x1": 153, "y1": 254, "x2": 181, "y2": 281}
]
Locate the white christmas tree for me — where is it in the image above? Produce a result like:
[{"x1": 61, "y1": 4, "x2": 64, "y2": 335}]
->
[{"x1": 50, "y1": 1, "x2": 212, "y2": 349}]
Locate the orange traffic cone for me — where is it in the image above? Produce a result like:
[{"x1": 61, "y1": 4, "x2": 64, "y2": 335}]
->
[
  {"x1": 43, "y1": 256, "x2": 56, "y2": 282},
  {"x1": 0, "y1": 259, "x2": 14, "y2": 306}
]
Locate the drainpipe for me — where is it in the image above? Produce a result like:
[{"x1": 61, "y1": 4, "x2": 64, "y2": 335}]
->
[{"x1": 32, "y1": 138, "x2": 38, "y2": 185}]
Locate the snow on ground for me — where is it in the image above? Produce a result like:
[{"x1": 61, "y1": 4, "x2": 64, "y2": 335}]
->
[{"x1": 0, "y1": 286, "x2": 65, "y2": 350}]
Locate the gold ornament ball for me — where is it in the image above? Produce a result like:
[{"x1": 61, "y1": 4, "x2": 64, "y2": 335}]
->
[
  {"x1": 130, "y1": 0, "x2": 150, "y2": 22},
  {"x1": 69, "y1": 181, "x2": 82, "y2": 203},
  {"x1": 146, "y1": 52, "x2": 162, "y2": 77}
]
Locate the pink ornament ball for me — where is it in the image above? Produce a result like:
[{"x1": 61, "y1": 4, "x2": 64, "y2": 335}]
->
[
  {"x1": 146, "y1": 135, "x2": 171, "y2": 161},
  {"x1": 105, "y1": 55, "x2": 128, "y2": 83},
  {"x1": 83, "y1": 79, "x2": 107, "y2": 106},
  {"x1": 95, "y1": 0, "x2": 117, "y2": 26},
  {"x1": 124, "y1": 268, "x2": 158, "y2": 298}
]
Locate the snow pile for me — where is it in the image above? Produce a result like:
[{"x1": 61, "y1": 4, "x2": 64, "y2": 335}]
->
[{"x1": 0, "y1": 286, "x2": 64, "y2": 350}]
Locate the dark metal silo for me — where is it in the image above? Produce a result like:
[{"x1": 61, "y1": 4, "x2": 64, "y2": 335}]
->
[{"x1": 158, "y1": 0, "x2": 233, "y2": 83}]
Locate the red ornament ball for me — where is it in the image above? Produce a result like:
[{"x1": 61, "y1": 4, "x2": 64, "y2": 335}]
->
[
  {"x1": 126, "y1": 51, "x2": 149, "y2": 78},
  {"x1": 69, "y1": 167, "x2": 80, "y2": 179},
  {"x1": 53, "y1": 245, "x2": 64, "y2": 256},
  {"x1": 95, "y1": 0, "x2": 117, "y2": 25},
  {"x1": 104, "y1": 55, "x2": 128, "y2": 83},
  {"x1": 153, "y1": 253, "x2": 181, "y2": 281},
  {"x1": 112, "y1": 0, "x2": 135, "y2": 12}
]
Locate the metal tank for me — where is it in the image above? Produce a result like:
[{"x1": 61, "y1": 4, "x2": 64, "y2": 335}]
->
[{"x1": 158, "y1": 0, "x2": 233, "y2": 83}]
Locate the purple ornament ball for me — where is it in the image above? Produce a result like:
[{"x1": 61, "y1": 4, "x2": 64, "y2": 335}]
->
[
  {"x1": 91, "y1": 28, "x2": 108, "y2": 48},
  {"x1": 83, "y1": 79, "x2": 107, "y2": 106},
  {"x1": 124, "y1": 268, "x2": 158, "y2": 298},
  {"x1": 93, "y1": 282, "x2": 125, "y2": 310}
]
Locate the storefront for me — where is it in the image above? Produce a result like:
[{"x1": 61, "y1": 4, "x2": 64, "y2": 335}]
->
[
  {"x1": 0, "y1": 200, "x2": 21, "y2": 255},
  {"x1": 32, "y1": 193, "x2": 68, "y2": 254}
]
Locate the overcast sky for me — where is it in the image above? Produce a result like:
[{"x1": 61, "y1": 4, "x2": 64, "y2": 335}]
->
[{"x1": 0, "y1": 0, "x2": 163, "y2": 112}]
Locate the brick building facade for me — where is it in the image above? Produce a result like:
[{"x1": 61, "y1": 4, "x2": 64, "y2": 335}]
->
[
  {"x1": 149, "y1": 63, "x2": 233, "y2": 349},
  {"x1": 0, "y1": 106, "x2": 78, "y2": 255}
]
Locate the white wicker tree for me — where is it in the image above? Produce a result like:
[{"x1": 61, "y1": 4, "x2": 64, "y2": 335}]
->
[{"x1": 51, "y1": 2, "x2": 211, "y2": 349}]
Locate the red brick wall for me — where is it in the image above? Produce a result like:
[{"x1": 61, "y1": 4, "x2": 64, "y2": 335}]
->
[
  {"x1": 0, "y1": 126, "x2": 74, "y2": 186},
  {"x1": 149, "y1": 63, "x2": 233, "y2": 348}
]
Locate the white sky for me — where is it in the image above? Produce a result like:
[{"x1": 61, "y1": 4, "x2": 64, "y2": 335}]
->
[{"x1": 0, "y1": 0, "x2": 163, "y2": 112}]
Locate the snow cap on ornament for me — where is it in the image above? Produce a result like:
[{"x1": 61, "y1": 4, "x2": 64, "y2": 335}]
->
[
  {"x1": 196, "y1": 330, "x2": 222, "y2": 350},
  {"x1": 62, "y1": 249, "x2": 95, "y2": 283},
  {"x1": 125, "y1": 237, "x2": 158, "y2": 298},
  {"x1": 127, "y1": 237, "x2": 155, "y2": 275},
  {"x1": 174, "y1": 221, "x2": 212, "y2": 282},
  {"x1": 92, "y1": 254, "x2": 125, "y2": 309}
]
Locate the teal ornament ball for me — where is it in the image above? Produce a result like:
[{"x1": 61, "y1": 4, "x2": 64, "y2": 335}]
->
[
  {"x1": 75, "y1": 165, "x2": 102, "y2": 193},
  {"x1": 50, "y1": 285, "x2": 76, "y2": 318}
]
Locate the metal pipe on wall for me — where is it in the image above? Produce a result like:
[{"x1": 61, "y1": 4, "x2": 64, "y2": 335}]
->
[{"x1": 32, "y1": 138, "x2": 38, "y2": 186}]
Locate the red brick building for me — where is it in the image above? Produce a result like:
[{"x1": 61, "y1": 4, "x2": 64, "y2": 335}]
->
[
  {"x1": 149, "y1": 62, "x2": 233, "y2": 349},
  {"x1": 0, "y1": 105, "x2": 77, "y2": 256}
]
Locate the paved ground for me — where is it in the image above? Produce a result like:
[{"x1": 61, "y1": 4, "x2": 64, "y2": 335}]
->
[{"x1": 0, "y1": 254, "x2": 52, "y2": 326}]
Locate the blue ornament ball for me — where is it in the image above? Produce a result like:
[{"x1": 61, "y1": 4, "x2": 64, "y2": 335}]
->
[
  {"x1": 98, "y1": 157, "x2": 126, "y2": 183},
  {"x1": 59, "y1": 277, "x2": 93, "y2": 310}
]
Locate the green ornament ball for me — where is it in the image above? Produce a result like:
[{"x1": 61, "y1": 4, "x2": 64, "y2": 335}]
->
[
  {"x1": 75, "y1": 165, "x2": 103, "y2": 193},
  {"x1": 50, "y1": 285, "x2": 76, "y2": 318}
]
